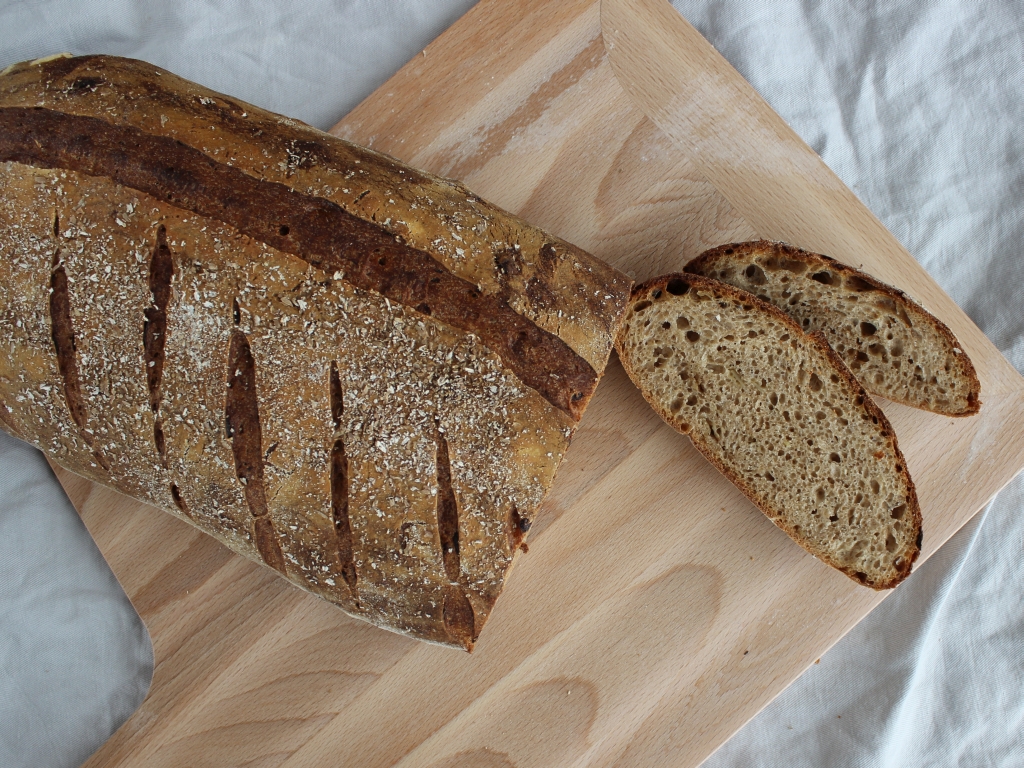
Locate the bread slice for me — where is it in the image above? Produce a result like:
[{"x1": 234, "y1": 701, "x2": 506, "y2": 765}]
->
[
  {"x1": 685, "y1": 241, "x2": 980, "y2": 416},
  {"x1": 616, "y1": 273, "x2": 922, "y2": 589}
]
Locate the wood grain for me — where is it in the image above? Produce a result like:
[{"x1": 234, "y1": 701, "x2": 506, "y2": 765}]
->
[{"x1": 58, "y1": 0, "x2": 1024, "y2": 766}]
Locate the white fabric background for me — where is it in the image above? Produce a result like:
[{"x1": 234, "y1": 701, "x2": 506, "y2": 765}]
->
[{"x1": 0, "y1": 1, "x2": 1021, "y2": 766}]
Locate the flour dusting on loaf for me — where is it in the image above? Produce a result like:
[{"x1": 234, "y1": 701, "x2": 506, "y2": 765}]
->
[{"x1": 0, "y1": 55, "x2": 632, "y2": 649}]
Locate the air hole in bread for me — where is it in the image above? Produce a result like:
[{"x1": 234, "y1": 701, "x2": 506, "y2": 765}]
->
[
  {"x1": 860, "y1": 321, "x2": 876, "y2": 337},
  {"x1": 676, "y1": 316, "x2": 690, "y2": 329},
  {"x1": 743, "y1": 264, "x2": 767, "y2": 285},
  {"x1": 666, "y1": 278, "x2": 690, "y2": 295},
  {"x1": 686, "y1": 331, "x2": 700, "y2": 343},
  {"x1": 278, "y1": 224, "x2": 290, "y2": 236},
  {"x1": 811, "y1": 271, "x2": 835, "y2": 285},
  {"x1": 633, "y1": 300, "x2": 652, "y2": 313},
  {"x1": 830, "y1": 452, "x2": 841, "y2": 462},
  {"x1": 809, "y1": 373, "x2": 823, "y2": 392},
  {"x1": 885, "y1": 532, "x2": 897, "y2": 553},
  {"x1": 845, "y1": 275, "x2": 874, "y2": 292},
  {"x1": 890, "y1": 503, "x2": 906, "y2": 520}
]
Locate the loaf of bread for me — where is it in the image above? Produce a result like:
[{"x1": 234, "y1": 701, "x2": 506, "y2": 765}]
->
[
  {"x1": 686, "y1": 241, "x2": 980, "y2": 416},
  {"x1": 0, "y1": 54, "x2": 632, "y2": 649},
  {"x1": 615, "y1": 273, "x2": 921, "y2": 589}
]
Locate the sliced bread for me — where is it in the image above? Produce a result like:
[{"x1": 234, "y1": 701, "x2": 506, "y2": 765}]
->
[
  {"x1": 685, "y1": 241, "x2": 980, "y2": 416},
  {"x1": 616, "y1": 273, "x2": 922, "y2": 589}
]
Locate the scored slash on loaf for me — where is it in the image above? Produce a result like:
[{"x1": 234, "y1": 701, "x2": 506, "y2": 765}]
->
[{"x1": 0, "y1": 54, "x2": 632, "y2": 650}]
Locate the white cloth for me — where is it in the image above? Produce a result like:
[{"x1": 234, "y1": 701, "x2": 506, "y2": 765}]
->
[
  {"x1": 676, "y1": 2, "x2": 1024, "y2": 765},
  {"x1": 0, "y1": 1, "x2": 1021, "y2": 766}
]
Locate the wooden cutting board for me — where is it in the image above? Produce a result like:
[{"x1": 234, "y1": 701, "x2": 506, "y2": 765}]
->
[{"x1": 60, "y1": 0, "x2": 1024, "y2": 765}]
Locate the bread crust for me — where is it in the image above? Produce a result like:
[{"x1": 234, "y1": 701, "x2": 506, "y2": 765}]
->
[
  {"x1": 0, "y1": 55, "x2": 632, "y2": 649},
  {"x1": 617, "y1": 273, "x2": 921, "y2": 589},
  {"x1": 686, "y1": 240, "x2": 981, "y2": 417}
]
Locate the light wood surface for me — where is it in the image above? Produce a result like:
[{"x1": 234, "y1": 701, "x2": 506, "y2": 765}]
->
[{"x1": 58, "y1": 0, "x2": 1024, "y2": 766}]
